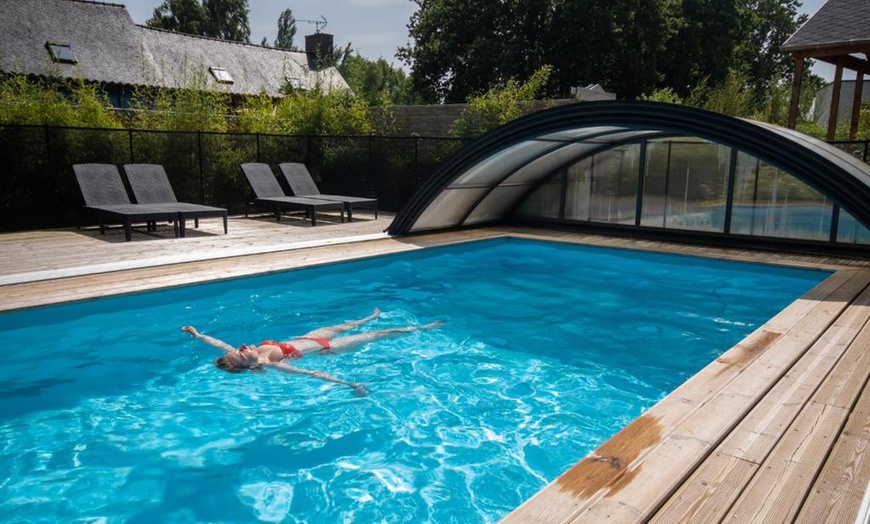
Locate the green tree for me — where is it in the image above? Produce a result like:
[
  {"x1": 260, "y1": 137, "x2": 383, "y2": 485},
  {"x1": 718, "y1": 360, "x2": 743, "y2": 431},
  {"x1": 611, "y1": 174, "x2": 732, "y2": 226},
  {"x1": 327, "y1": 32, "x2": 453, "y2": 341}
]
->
[
  {"x1": 658, "y1": 0, "x2": 741, "y2": 99},
  {"x1": 400, "y1": 0, "x2": 676, "y2": 102},
  {"x1": 732, "y1": 0, "x2": 806, "y2": 107},
  {"x1": 338, "y1": 54, "x2": 417, "y2": 105},
  {"x1": 146, "y1": 0, "x2": 207, "y2": 35},
  {"x1": 450, "y1": 65, "x2": 553, "y2": 137},
  {"x1": 400, "y1": 0, "x2": 525, "y2": 102},
  {"x1": 274, "y1": 8, "x2": 297, "y2": 50},
  {"x1": 203, "y1": 0, "x2": 251, "y2": 42}
]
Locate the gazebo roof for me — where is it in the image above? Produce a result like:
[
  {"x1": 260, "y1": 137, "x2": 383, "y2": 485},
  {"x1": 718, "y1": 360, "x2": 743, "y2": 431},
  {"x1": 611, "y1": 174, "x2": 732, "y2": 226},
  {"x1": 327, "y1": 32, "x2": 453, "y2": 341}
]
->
[{"x1": 782, "y1": 0, "x2": 870, "y2": 55}]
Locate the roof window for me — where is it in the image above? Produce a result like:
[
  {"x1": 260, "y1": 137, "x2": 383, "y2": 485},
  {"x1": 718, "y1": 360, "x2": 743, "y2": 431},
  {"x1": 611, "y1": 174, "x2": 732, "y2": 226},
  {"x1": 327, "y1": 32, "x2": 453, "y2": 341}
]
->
[
  {"x1": 209, "y1": 67, "x2": 234, "y2": 84},
  {"x1": 46, "y1": 42, "x2": 76, "y2": 64}
]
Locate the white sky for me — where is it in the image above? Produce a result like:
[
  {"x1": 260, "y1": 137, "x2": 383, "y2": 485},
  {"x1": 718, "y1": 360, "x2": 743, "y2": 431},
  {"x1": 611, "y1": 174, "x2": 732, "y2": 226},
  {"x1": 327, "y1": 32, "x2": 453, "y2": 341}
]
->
[
  {"x1": 123, "y1": 0, "x2": 416, "y2": 68},
  {"x1": 122, "y1": 0, "x2": 839, "y2": 80}
]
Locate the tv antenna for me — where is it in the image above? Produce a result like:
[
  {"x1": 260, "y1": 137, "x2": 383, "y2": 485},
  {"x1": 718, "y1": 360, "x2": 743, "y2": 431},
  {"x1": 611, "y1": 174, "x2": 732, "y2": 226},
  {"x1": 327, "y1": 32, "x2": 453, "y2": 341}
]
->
[{"x1": 297, "y1": 15, "x2": 328, "y2": 33}]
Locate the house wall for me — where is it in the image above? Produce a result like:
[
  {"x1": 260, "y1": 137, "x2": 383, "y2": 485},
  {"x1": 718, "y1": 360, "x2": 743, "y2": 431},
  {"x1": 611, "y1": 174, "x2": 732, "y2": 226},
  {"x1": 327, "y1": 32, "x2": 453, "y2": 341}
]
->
[{"x1": 813, "y1": 80, "x2": 870, "y2": 126}]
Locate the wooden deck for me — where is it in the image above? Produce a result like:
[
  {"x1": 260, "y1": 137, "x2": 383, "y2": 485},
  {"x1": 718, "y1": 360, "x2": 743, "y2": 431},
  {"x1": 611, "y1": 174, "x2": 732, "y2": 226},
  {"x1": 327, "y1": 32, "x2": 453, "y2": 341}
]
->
[{"x1": 2, "y1": 216, "x2": 870, "y2": 523}]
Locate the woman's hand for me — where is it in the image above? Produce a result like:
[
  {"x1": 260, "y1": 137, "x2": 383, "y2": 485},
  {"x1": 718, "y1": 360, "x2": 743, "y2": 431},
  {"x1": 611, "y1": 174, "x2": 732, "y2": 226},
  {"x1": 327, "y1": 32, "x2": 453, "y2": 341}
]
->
[
  {"x1": 181, "y1": 326, "x2": 199, "y2": 337},
  {"x1": 350, "y1": 383, "x2": 369, "y2": 397}
]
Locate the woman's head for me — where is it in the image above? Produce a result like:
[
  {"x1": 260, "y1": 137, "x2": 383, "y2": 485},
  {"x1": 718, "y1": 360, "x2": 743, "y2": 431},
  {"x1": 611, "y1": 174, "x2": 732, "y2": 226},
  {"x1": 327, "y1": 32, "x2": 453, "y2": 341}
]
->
[{"x1": 214, "y1": 345, "x2": 261, "y2": 373}]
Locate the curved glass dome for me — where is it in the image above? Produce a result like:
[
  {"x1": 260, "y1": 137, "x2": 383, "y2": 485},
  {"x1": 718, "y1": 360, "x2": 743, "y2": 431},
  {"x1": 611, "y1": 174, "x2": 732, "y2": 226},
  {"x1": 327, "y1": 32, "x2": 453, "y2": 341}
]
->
[{"x1": 388, "y1": 101, "x2": 870, "y2": 256}]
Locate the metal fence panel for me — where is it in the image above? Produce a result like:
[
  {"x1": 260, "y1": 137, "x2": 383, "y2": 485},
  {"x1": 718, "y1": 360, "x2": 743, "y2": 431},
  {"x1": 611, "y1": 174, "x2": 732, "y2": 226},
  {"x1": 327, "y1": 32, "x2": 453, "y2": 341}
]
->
[{"x1": 0, "y1": 124, "x2": 470, "y2": 231}]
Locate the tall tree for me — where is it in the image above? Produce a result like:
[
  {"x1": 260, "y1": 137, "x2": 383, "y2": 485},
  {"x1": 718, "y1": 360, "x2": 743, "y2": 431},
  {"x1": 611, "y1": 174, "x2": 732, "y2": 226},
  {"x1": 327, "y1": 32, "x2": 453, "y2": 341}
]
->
[
  {"x1": 274, "y1": 8, "x2": 298, "y2": 50},
  {"x1": 732, "y1": 0, "x2": 806, "y2": 106},
  {"x1": 338, "y1": 54, "x2": 417, "y2": 105},
  {"x1": 658, "y1": 0, "x2": 742, "y2": 99},
  {"x1": 203, "y1": 0, "x2": 251, "y2": 42},
  {"x1": 400, "y1": 0, "x2": 531, "y2": 103},
  {"x1": 146, "y1": 0, "x2": 207, "y2": 35}
]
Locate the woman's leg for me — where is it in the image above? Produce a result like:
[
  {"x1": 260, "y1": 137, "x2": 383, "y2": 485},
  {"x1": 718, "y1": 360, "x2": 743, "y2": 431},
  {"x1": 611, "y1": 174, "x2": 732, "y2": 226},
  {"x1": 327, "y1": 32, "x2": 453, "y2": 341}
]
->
[
  {"x1": 327, "y1": 321, "x2": 443, "y2": 355},
  {"x1": 299, "y1": 308, "x2": 381, "y2": 340}
]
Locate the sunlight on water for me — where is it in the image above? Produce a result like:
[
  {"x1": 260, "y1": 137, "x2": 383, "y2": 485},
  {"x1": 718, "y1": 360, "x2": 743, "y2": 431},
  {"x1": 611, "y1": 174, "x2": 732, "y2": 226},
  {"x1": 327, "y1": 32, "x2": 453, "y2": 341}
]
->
[{"x1": 0, "y1": 239, "x2": 827, "y2": 522}]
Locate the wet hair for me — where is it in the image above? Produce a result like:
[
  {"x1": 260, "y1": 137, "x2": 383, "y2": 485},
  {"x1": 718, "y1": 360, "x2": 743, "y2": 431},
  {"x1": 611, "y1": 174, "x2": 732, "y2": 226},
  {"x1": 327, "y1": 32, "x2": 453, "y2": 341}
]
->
[
  {"x1": 214, "y1": 356, "x2": 264, "y2": 373},
  {"x1": 214, "y1": 356, "x2": 247, "y2": 373}
]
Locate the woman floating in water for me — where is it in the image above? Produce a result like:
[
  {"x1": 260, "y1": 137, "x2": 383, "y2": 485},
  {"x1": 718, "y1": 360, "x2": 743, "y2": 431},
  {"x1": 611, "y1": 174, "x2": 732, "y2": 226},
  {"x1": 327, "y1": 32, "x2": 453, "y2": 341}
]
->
[{"x1": 181, "y1": 308, "x2": 442, "y2": 396}]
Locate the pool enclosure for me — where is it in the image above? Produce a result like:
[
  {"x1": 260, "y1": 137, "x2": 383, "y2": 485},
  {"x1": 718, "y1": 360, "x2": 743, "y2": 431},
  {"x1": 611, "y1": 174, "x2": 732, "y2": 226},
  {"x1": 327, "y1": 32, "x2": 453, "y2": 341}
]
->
[{"x1": 388, "y1": 101, "x2": 870, "y2": 257}]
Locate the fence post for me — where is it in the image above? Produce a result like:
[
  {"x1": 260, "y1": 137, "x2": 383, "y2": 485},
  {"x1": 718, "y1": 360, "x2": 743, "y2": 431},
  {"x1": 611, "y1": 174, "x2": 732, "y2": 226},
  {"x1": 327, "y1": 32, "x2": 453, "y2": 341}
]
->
[
  {"x1": 128, "y1": 129, "x2": 134, "y2": 163},
  {"x1": 44, "y1": 124, "x2": 51, "y2": 183},
  {"x1": 414, "y1": 136, "x2": 419, "y2": 185},
  {"x1": 197, "y1": 131, "x2": 205, "y2": 204}
]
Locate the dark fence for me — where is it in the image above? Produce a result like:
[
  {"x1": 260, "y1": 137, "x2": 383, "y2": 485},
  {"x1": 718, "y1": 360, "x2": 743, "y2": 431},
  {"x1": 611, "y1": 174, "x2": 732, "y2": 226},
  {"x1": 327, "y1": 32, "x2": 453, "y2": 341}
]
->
[
  {"x1": 1, "y1": 123, "x2": 867, "y2": 233},
  {"x1": 0, "y1": 124, "x2": 469, "y2": 231},
  {"x1": 829, "y1": 139, "x2": 870, "y2": 163}
]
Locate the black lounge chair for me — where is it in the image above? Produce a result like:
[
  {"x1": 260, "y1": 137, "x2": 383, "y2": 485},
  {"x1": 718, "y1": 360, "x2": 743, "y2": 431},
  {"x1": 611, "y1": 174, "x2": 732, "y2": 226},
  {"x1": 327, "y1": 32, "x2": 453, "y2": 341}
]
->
[
  {"x1": 123, "y1": 164, "x2": 228, "y2": 237},
  {"x1": 73, "y1": 163, "x2": 179, "y2": 241},
  {"x1": 278, "y1": 162, "x2": 378, "y2": 222},
  {"x1": 239, "y1": 163, "x2": 345, "y2": 226}
]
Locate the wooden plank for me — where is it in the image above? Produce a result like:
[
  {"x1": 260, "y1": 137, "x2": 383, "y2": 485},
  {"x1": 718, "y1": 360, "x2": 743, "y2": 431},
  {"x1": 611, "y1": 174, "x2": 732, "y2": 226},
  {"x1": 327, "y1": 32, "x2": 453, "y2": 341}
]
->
[
  {"x1": 650, "y1": 281, "x2": 870, "y2": 522},
  {"x1": 502, "y1": 271, "x2": 870, "y2": 524},
  {"x1": 720, "y1": 304, "x2": 870, "y2": 522},
  {"x1": 724, "y1": 401, "x2": 850, "y2": 522},
  {"x1": 796, "y1": 325, "x2": 870, "y2": 523}
]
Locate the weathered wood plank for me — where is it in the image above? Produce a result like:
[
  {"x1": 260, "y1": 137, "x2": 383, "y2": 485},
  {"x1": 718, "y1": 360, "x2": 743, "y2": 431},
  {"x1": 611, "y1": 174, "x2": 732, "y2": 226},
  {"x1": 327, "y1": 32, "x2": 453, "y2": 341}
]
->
[
  {"x1": 795, "y1": 323, "x2": 870, "y2": 523},
  {"x1": 650, "y1": 280, "x2": 870, "y2": 522},
  {"x1": 503, "y1": 271, "x2": 870, "y2": 524}
]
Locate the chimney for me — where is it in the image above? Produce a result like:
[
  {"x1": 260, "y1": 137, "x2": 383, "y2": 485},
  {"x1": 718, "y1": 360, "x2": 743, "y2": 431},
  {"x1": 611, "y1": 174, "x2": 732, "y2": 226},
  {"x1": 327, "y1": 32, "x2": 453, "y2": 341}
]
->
[{"x1": 305, "y1": 33, "x2": 334, "y2": 69}]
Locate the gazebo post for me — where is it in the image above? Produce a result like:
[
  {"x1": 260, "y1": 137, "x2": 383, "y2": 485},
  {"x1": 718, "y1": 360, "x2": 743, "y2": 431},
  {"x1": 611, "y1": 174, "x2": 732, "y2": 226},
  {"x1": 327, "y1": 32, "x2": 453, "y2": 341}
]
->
[
  {"x1": 788, "y1": 55, "x2": 805, "y2": 129},
  {"x1": 827, "y1": 58, "x2": 844, "y2": 140},
  {"x1": 849, "y1": 60, "x2": 866, "y2": 139}
]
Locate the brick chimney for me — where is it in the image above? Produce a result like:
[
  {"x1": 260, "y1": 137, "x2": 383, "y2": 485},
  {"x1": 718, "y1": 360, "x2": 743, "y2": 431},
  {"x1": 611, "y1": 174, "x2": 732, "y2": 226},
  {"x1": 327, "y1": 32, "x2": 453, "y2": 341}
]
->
[{"x1": 305, "y1": 33, "x2": 334, "y2": 69}]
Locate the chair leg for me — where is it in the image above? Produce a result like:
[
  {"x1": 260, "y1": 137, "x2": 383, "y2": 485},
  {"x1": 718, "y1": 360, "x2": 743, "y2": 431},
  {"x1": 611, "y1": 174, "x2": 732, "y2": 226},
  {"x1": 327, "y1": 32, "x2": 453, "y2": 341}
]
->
[
  {"x1": 347, "y1": 205, "x2": 353, "y2": 222},
  {"x1": 223, "y1": 215, "x2": 228, "y2": 234},
  {"x1": 123, "y1": 221, "x2": 133, "y2": 241},
  {"x1": 310, "y1": 211, "x2": 317, "y2": 226},
  {"x1": 194, "y1": 218, "x2": 200, "y2": 228},
  {"x1": 178, "y1": 218, "x2": 185, "y2": 237}
]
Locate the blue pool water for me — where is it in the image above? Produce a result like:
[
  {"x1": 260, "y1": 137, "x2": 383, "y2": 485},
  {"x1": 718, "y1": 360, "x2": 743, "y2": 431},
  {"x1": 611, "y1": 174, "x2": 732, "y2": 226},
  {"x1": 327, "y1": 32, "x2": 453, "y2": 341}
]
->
[{"x1": 0, "y1": 239, "x2": 828, "y2": 523}]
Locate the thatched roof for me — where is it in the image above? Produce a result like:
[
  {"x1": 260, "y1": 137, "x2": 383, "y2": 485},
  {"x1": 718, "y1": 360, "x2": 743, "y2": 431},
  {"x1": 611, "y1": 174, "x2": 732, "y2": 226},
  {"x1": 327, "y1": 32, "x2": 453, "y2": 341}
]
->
[
  {"x1": 782, "y1": 0, "x2": 870, "y2": 53},
  {"x1": 0, "y1": 0, "x2": 348, "y2": 96}
]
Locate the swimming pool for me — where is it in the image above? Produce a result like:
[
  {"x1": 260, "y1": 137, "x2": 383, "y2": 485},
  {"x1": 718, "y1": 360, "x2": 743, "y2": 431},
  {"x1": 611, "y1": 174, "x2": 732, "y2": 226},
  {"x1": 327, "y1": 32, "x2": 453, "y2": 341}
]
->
[{"x1": 0, "y1": 238, "x2": 828, "y2": 523}]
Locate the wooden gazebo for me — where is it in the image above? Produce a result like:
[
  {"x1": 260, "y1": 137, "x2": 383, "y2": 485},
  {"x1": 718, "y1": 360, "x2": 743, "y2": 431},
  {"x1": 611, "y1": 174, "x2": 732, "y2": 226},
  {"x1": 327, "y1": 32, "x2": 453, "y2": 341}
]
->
[{"x1": 784, "y1": 0, "x2": 870, "y2": 139}]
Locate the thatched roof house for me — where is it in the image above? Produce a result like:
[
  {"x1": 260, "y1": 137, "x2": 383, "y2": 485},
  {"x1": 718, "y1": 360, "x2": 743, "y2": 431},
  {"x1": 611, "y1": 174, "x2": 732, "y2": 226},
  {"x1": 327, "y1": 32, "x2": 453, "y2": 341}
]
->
[{"x1": 0, "y1": 0, "x2": 349, "y2": 106}]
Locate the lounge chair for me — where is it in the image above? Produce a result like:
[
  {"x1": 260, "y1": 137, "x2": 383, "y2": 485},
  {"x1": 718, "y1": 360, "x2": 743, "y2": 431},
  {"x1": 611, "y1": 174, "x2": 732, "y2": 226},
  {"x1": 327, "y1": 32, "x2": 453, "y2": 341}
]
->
[
  {"x1": 73, "y1": 163, "x2": 179, "y2": 241},
  {"x1": 278, "y1": 162, "x2": 378, "y2": 222},
  {"x1": 239, "y1": 163, "x2": 345, "y2": 226},
  {"x1": 123, "y1": 164, "x2": 228, "y2": 237}
]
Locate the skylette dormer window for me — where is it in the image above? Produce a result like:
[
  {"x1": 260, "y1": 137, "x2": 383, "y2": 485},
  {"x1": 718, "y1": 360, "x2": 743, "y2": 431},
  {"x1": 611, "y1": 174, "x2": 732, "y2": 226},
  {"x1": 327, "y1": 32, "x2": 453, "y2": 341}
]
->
[
  {"x1": 209, "y1": 66, "x2": 234, "y2": 84},
  {"x1": 46, "y1": 42, "x2": 76, "y2": 64}
]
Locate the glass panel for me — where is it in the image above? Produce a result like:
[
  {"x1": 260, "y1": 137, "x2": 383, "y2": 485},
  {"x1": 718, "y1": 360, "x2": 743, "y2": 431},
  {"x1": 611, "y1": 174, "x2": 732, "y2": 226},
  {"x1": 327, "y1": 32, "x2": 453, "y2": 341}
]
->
[
  {"x1": 837, "y1": 210, "x2": 870, "y2": 244},
  {"x1": 411, "y1": 187, "x2": 490, "y2": 231},
  {"x1": 452, "y1": 141, "x2": 556, "y2": 186},
  {"x1": 465, "y1": 185, "x2": 536, "y2": 225},
  {"x1": 513, "y1": 174, "x2": 562, "y2": 219},
  {"x1": 640, "y1": 141, "x2": 670, "y2": 227},
  {"x1": 209, "y1": 67, "x2": 234, "y2": 84},
  {"x1": 640, "y1": 139, "x2": 730, "y2": 231},
  {"x1": 730, "y1": 152, "x2": 833, "y2": 241},
  {"x1": 564, "y1": 144, "x2": 639, "y2": 224},
  {"x1": 47, "y1": 43, "x2": 76, "y2": 63},
  {"x1": 504, "y1": 142, "x2": 599, "y2": 185}
]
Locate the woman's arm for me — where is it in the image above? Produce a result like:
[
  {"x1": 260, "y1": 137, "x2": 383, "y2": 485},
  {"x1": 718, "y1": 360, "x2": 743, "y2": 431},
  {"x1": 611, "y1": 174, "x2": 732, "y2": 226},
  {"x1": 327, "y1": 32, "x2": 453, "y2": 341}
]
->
[
  {"x1": 265, "y1": 362, "x2": 369, "y2": 397},
  {"x1": 181, "y1": 326, "x2": 237, "y2": 353}
]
